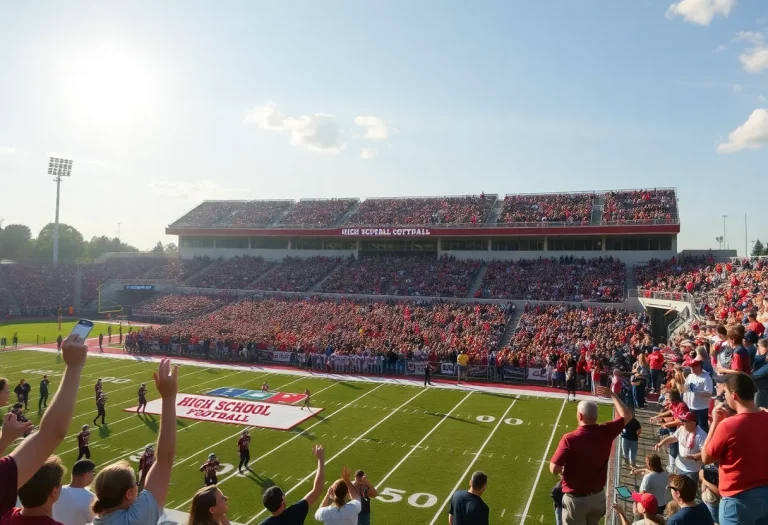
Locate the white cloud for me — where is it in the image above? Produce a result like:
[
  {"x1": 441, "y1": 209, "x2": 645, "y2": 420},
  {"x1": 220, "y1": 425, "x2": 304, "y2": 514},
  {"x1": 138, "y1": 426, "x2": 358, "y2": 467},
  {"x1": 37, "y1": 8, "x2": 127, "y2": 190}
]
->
[
  {"x1": 360, "y1": 148, "x2": 379, "y2": 160},
  {"x1": 354, "y1": 116, "x2": 390, "y2": 140},
  {"x1": 715, "y1": 43, "x2": 728, "y2": 53},
  {"x1": 739, "y1": 46, "x2": 768, "y2": 72},
  {"x1": 759, "y1": 94, "x2": 767, "y2": 103},
  {"x1": 717, "y1": 108, "x2": 768, "y2": 153},
  {"x1": 0, "y1": 147, "x2": 15, "y2": 156},
  {"x1": 666, "y1": 0, "x2": 736, "y2": 25},
  {"x1": 149, "y1": 180, "x2": 243, "y2": 200},
  {"x1": 736, "y1": 30, "x2": 765, "y2": 45},
  {"x1": 732, "y1": 84, "x2": 743, "y2": 93},
  {"x1": 243, "y1": 101, "x2": 344, "y2": 154}
]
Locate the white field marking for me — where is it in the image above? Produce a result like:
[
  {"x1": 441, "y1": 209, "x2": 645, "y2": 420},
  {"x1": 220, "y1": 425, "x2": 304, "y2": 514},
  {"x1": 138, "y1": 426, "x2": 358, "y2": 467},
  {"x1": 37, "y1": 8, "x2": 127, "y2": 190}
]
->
[
  {"x1": 244, "y1": 388, "x2": 429, "y2": 525},
  {"x1": 378, "y1": 391, "x2": 473, "y2": 486},
  {"x1": 94, "y1": 421, "x2": 207, "y2": 468},
  {"x1": 519, "y1": 398, "x2": 567, "y2": 525},
  {"x1": 170, "y1": 378, "x2": 340, "y2": 469},
  {"x1": 172, "y1": 382, "x2": 383, "y2": 510},
  {"x1": 427, "y1": 397, "x2": 518, "y2": 525},
  {"x1": 501, "y1": 508, "x2": 506, "y2": 517}
]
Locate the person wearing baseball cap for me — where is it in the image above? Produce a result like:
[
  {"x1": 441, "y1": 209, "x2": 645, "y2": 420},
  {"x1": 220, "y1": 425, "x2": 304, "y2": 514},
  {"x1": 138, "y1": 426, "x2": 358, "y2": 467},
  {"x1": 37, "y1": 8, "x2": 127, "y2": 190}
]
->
[
  {"x1": 655, "y1": 412, "x2": 706, "y2": 481},
  {"x1": 681, "y1": 354, "x2": 713, "y2": 431},
  {"x1": 610, "y1": 492, "x2": 663, "y2": 525}
]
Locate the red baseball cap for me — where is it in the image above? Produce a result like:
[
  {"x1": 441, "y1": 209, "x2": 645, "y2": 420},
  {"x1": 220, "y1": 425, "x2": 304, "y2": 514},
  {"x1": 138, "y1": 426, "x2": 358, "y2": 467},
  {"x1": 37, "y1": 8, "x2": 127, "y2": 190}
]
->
[
  {"x1": 678, "y1": 411, "x2": 697, "y2": 423},
  {"x1": 631, "y1": 492, "x2": 659, "y2": 514}
]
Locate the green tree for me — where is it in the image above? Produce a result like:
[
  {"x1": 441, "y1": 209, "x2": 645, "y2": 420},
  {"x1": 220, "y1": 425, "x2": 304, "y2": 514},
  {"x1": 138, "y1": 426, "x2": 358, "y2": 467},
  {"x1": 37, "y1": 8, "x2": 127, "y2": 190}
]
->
[
  {"x1": 34, "y1": 223, "x2": 85, "y2": 262},
  {"x1": 0, "y1": 224, "x2": 32, "y2": 260},
  {"x1": 85, "y1": 236, "x2": 138, "y2": 260},
  {"x1": 164, "y1": 242, "x2": 178, "y2": 253},
  {"x1": 150, "y1": 241, "x2": 165, "y2": 253},
  {"x1": 752, "y1": 240, "x2": 765, "y2": 257}
]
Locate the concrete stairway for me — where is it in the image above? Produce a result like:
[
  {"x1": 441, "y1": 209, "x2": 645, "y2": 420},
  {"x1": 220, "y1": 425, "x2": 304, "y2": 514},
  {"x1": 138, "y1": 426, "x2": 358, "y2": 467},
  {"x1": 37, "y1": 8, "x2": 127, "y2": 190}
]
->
[
  {"x1": 466, "y1": 263, "x2": 488, "y2": 298},
  {"x1": 496, "y1": 307, "x2": 523, "y2": 350},
  {"x1": 485, "y1": 198, "x2": 505, "y2": 224},
  {"x1": 591, "y1": 195, "x2": 605, "y2": 225},
  {"x1": 308, "y1": 263, "x2": 345, "y2": 292},
  {"x1": 336, "y1": 201, "x2": 361, "y2": 226}
]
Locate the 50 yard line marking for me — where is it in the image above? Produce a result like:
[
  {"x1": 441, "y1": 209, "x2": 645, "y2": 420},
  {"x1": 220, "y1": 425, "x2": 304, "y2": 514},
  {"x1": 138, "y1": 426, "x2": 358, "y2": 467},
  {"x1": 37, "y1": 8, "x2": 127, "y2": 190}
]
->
[
  {"x1": 519, "y1": 398, "x2": 567, "y2": 525},
  {"x1": 427, "y1": 397, "x2": 518, "y2": 525},
  {"x1": 245, "y1": 387, "x2": 429, "y2": 525}
]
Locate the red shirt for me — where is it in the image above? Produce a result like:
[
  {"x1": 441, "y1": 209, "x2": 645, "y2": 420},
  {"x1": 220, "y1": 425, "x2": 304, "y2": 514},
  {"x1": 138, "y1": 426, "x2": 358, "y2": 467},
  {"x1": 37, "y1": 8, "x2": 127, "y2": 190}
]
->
[
  {"x1": 731, "y1": 347, "x2": 751, "y2": 374},
  {"x1": 648, "y1": 352, "x2": 665, "y2": 371},
  {"x1": 77, "y1": 432, "x2": 89, "y2": 448},
  {"x1": 0, "y1": 456, "x2": 18, "y2": 518},
  {"x1": 669, "y1": 401, "x2": 689, "y2": 419},
  {"x1": 747, "y1": 322, "x2": 765, "y2": 337},
  {"x1": 0, "y1": 509, "x2": 63, "y2": 525},
  {"x1": 705, "y1": 411, "x2": 768, "y2": 497},
  {"x1": 550, "y1": 417, "x2": 625, "y2": 494},
  {"x1": 238, "y1": 436, "x2": 251, "y2": 452}
]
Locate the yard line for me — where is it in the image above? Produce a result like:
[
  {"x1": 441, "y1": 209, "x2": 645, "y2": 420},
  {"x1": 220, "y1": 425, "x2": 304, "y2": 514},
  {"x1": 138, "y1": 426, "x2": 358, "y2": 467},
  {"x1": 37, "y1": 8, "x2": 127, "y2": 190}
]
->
[
  {"x1": 378, "y1": 391, "x2": 473, "y2": 485},
  {"x1": 519, "y1": 398, "x2": 567, "y2": 525},
  {"x1": 427, "y1": 397, "x2": 518, "y2": 525},
  {"x1": 172, "y1": 382, "x2": 381, "y2": 510},
  {"x1": 245, "y1": 388, "x2": 429, "y2": 525}
]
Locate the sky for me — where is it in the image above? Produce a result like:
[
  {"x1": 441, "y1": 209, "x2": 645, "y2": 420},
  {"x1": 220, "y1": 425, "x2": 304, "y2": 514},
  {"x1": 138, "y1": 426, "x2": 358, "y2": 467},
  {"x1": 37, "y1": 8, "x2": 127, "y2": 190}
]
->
[{"x1": 0, "y1": 0, "x2": 767, "y2": 253}]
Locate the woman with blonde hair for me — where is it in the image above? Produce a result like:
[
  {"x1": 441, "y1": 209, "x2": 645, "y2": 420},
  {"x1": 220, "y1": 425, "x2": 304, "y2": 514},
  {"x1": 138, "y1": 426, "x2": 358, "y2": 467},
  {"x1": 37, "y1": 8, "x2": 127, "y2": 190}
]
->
[
  {"x1": 187, "y1": 485, "x2": 230, "y2": 525},
  {"x1": 314, "y1": 466, "x2": 361, "y2": 525}
]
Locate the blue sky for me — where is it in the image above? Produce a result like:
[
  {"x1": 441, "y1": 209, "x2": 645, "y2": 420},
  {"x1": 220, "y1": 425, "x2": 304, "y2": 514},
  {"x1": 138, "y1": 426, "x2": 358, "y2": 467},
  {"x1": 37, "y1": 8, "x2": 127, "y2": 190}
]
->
[{"x1": 0, "y1": 0, "x2": 766, "y2": 252}]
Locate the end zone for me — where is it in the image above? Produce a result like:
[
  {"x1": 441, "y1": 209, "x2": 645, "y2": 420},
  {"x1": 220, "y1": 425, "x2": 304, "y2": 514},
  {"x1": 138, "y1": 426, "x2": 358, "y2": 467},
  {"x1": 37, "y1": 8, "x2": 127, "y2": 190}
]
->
[{"x1": 127, "y1": 393, "x2": 322, "y2": 430}]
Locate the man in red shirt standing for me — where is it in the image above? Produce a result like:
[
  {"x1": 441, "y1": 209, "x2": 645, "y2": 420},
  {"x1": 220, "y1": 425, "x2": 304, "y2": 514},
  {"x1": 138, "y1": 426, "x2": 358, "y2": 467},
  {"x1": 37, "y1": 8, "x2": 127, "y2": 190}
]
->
[
  {"x1": 550, "y1": 385, "x2": 633, "y2": 524},
  {"x1": 648, "y1": 347, "x2": 665, "y2": 394},
  {"x1": 746, "y1": 312, "x2": 765, "y2": 338},
  {"x1": 702, "y1": 373, "x2": 768, "y2": 525}
]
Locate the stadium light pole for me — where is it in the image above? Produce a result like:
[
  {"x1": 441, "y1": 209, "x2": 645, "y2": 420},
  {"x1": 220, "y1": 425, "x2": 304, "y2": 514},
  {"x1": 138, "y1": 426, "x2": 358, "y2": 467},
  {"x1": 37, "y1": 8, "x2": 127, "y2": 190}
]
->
[
  {"x1": 721, "y1": 214, "x2": 728, "y2": 250},
  {"x1": 48, "y1": 157, "x2": 74, "y2": 265}
]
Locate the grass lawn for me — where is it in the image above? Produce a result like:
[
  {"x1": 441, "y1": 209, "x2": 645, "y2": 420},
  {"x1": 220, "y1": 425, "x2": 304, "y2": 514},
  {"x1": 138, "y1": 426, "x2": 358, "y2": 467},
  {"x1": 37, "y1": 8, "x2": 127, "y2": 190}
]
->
[
  {"x1": 0, "y1": 348, "x2": 612, "y2": 524},
  {"x1": 0, "y1": 321, "x2": 127, "y2": 346}
]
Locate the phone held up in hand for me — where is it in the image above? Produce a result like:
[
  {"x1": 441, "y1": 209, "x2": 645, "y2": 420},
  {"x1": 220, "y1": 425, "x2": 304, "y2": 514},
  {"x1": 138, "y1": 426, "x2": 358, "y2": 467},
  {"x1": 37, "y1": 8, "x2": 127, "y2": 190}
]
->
[{"x1": 69, "y1": 319, "x2": 94, "y2": 341}]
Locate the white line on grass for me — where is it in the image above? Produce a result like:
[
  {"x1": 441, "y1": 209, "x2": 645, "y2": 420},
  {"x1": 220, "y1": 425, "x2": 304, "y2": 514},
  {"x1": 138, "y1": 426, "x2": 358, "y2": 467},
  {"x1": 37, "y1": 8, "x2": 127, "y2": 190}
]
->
[
  {"x1": 519, "y1": 398, "x2": 567, "y2": 525},
  {"x1": 378, "y1": 391, "x2": 473, "y2": 486},
  {"x1": 427, "y1": 397, "x2": 518, "y2": 525},
  {"x1": 172, "y1": 381, "x2": 371, "y2": 510},
  {"x1": 244, "y1": 387, "x2": 429, "y2": 525}
]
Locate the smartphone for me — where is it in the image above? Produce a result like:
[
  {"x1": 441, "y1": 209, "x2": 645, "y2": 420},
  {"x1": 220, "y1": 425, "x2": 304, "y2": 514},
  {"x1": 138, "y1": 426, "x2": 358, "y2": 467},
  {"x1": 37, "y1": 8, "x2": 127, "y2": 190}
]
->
[
  {"x1": 70, "y1": 319, "x2": 94, "y2": 341},
  {"x1": 616, "y1": 486, "x2": 632, "y2": 500}
]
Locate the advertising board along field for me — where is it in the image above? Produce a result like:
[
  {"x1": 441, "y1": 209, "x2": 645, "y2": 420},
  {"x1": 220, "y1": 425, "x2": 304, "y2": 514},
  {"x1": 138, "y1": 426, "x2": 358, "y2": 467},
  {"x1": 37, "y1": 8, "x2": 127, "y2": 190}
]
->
[{"x1": 126, "y1": 393, "x2": 321, "y2": 430}]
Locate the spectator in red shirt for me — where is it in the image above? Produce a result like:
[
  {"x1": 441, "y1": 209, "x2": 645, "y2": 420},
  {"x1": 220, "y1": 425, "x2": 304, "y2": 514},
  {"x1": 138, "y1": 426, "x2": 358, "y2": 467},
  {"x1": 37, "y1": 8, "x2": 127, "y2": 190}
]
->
[
  {"x1": 550, "y1": 385, "x2": 633, "y2": 525},
  {"x1": 648, "y1": 347, "x2": 665, "y2": 394},
  {"x1": 0, "y1": 335, "x2": 87, "y2": 519},
  {"x1": 0, "y1": 456, "x2": 67, "y2": 525},
  {"x1": 746, "y1": 313, "x2": 765, "y2": 338},
  {"x1": 702, "y1": 373, "x2": 768, "y2": 525},
  {"x1": 716, "y1": 329, "x2": 751, "y2": 376}
]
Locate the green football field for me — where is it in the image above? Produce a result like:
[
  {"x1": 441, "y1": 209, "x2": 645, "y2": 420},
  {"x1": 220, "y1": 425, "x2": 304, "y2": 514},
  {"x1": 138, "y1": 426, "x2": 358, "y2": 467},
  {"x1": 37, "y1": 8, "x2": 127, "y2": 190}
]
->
[
  {"x1": 0, "y1": 349, "x2": 611, "y2": 525},
  {"x1": 0, "y1": 320, "x2": 120, "y2": 346}
]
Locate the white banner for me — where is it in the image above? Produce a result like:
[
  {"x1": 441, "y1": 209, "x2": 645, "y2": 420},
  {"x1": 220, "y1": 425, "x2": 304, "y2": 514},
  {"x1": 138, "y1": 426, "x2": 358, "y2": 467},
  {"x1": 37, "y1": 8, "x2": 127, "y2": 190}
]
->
[
  {"x1": 441, "y1": 363, "x2": 457, "y2": 375},
  {"x1": 526, "y1": 368, "x2": 548, "y2": 382},
  {"x1": 126, "y1": 393, "x2": 321, "y2": 431},
  {"x1": 270, "y1": 351, "x2": 294, "y2": 362}
]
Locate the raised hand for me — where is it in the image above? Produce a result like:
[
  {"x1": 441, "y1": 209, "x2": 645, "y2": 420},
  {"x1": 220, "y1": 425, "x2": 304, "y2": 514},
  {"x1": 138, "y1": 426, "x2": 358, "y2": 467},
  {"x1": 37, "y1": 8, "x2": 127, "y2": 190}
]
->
[
  {"x1": 341, "y1": 466, "x2": 351, "y2": 482},
  {"x1": 61, "y1": 334, "x2": 88, "y2": 369},
  {"x1": 1, "y1": 413, "x2": 34, "y2": 441},
  {"x1": 153, "y1": 359, "x2": 179, "y2": 399}
]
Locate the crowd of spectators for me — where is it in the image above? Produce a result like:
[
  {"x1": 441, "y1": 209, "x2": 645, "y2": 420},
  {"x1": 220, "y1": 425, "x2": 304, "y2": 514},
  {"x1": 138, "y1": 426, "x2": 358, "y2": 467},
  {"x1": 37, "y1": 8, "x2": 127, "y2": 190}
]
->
[
  {"x1": 256, "y1": 256, "x2": 341, "y2": 292},
  {"x1": 497, "y1": 193, "x2": 594, "y2": 224},
  {"x1": 132, "y1": 292, "x2": 236, "y2": 320},
  {"x1": 278, "y1": 199, "x2": 357, "y2": 227},
  {"x1": 319, "y1": 255, "x2": 483, "y2": 297},
  {"x1": 171, "y1": 200, "x2": 293, "y2": 228},
  {"x1": 349, "y1": 195, "x2": 495, "y2": 225},
  {"x1": 603, "y1": 189, "x2": 678, "y2": 224},
  {"x1": 479, "y1": 256, "x2": 626, "y2": 302},
  {"x1": 0, "y1": 263, "x2": 76, "y2": 310},
  {"x1": 635, "y1": 255, "x2": 715, "y2": 295},
  {"x1": 141, "y1": 296, "x2": 510, "y2": 363},
  {"x1": 185, "y1": 256, "x2": 276, "y2": 289}
]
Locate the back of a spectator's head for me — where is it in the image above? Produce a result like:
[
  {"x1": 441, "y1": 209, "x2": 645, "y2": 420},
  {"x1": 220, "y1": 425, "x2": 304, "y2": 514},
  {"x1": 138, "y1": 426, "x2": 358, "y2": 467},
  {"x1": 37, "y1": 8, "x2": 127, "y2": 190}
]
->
[
  {"x1": 470, "y1": 471, "x2": 488, "y2": 494},
  {"x1": 72, "y1": 459, "x2": 96, "y2": 481},
  {"x1": 668, "y1": 474, "x2": 696, "y2": 503},
  {"x1": 263, "y1": 486, "x2": 285, "y2": 513},
  {"x1": 668, "y1": 389, "x2": 682, "y2": 403},
  {"x1": 576, "y1": 400, "x2": 598, "y2": 424},
  {"x1": 721, "y1": 372, "x2": 756, "y2": 405},
  {"x1": 91, "y1": 460, "x2": 137, "y2": 514},
  {"x1": 18, "y1": 455, "x2": 65, "y2": 508},
  {"x1": 0, "y1": 378, "x2": 8, "y2": 405},
  {"x1": 717, "y1": 325, "x2": 727, "y2": 337},
  {"x1": 645, "y1": 453, "x2": 663, "y2": 473}
]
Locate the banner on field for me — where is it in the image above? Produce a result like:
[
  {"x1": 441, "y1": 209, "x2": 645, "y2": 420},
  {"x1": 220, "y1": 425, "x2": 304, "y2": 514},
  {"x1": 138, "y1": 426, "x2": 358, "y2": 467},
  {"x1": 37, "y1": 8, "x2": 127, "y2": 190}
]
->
[
  {"x1": 440, "y1": 363, "x2": 456, "y2": 375},
  {"x1": 126, "y1": 393, "x2": 321, "y2": 430},
  {"x1": 526, "y1": 367, "x2": 548, "y2": 382},
  {"x1": 406, "y1": 361, "x2": 430, "y2": 374},
  {"x1": 468, "y1": 365, "x2": 488, "y2": 378},
  {"x1": 503, "y1": 366, "x2": 527, "y2": 380},
  {"x1": 206, "y1": 387, "x2": 307, "y2": 405},
  {"x1": 259, "y1": 350, "x2": 294, "y2": 363}
]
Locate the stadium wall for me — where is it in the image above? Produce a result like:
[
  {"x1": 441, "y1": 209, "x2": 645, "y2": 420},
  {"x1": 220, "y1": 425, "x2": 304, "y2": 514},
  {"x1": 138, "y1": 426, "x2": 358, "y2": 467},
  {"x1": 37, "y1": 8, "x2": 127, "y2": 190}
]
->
[{"x1": 441, "y1": 249, "x2": 676, "y2": 266}]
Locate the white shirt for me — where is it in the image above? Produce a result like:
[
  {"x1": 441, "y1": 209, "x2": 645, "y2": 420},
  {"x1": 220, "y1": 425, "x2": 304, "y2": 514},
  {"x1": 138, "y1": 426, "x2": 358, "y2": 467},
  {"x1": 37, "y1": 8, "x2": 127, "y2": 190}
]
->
[
  {"x1": 683, "y1": 372, "x2": 713, "y2": 411},
  {"x1": 314, "y1": 500, "x2": 361, "y2": 525},
  {"x1": 674, "y1": 426, "x2": 707, "y2": 473},
  {"x1": 52, "y1": 485, "x2": 95, "y2": 525}
]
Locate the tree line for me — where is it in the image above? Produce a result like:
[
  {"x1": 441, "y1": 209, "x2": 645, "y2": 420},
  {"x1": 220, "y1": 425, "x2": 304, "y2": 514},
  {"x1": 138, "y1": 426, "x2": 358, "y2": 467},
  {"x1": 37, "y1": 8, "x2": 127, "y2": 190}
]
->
[
  {"x1": 0, "y1": 221, "x2": 176, "y2": 263},
  {"x1": 752, "y1": 240, "x2": 768, "y2": 257}
]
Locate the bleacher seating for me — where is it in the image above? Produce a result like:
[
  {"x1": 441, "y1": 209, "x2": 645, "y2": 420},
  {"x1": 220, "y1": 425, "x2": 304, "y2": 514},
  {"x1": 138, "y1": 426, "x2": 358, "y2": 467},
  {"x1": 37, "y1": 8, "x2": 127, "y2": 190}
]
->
[
  {"x1": 184, "y1": 256, "x2": 275, "y2": 289},
  {"x1": 497, "y1": 193, "x2": 594, "y2": 224},
  {"x1": 170, "y1": 201, "x2": 293, "y2": 228},
  {"x1": 278, "y1": 199, "x2": 357, "y2": 227},
  {"x1": 348, "y1": 195, "x2": 495, "y2": 225},
  {"x1": 0, "y1": 263, "x2": 76, "y2": 311},
  {"x1": 602, "y1": 189, "x2": 677, "y2": 224},
  {"x1": 255, "y1": 256, "x2": 341, "y2": 292},
  {"x1": 132, "y1": 292, "x2": 235, "y2": 320}
]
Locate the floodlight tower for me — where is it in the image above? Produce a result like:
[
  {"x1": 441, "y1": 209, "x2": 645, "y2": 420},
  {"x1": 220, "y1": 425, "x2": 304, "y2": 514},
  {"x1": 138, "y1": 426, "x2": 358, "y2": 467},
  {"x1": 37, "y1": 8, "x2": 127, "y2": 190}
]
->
[{"x1": 48, "y1": 157, "x2": 73, "y2": 264}]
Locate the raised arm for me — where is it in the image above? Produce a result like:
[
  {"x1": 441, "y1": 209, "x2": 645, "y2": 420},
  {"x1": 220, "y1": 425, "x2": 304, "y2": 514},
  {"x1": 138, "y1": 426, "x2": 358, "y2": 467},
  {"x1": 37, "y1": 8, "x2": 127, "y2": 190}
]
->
[
  {"x1": 341, "y1": 467, "x2": 359, "y2": 501},
  {"x1": 302, "y1": 445, "x2": 326, "y2": 506},
  {"x1": 597, "y1": 386, "x2": 632, "y2": 425},
  {"x1": 11, "y1": 334, "x2": 86, "y2": 488},
  {"x1": 143, "y1": 359, "x2": 178, "y2": 508}
]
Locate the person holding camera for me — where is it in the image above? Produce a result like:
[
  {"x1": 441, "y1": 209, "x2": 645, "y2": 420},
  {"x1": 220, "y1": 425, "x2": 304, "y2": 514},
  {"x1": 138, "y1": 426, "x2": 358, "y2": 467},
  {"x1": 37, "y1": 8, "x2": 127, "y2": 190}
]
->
[{"x1": 353, "y1": 471, "x2": 378, "y2": 525}]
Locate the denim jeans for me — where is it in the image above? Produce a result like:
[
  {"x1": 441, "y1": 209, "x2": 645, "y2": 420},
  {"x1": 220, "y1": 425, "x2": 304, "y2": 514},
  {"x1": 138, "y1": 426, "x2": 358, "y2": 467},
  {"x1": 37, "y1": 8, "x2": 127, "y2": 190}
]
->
[
  {"x1": 706, "y1": 502, "x2": 720, "y2": 524},
  {"x1": 720, "y1": 485, "x2": 768, "y2": 525},
  {"x1": 555, "y1": 505, "x2": 562, "y2": 525},
  {"x1": 693, "y1": 408, "x2": 710, "y2": 432},
  {"x1": 651, "y1": 369, "x2": 664, "y2": 391},
  {"x1": 633, "y1": 383, "x2": 646, "y2": 407},
  {"x1": 621, "y1": 438, "x2": 638, "y2": 466}
]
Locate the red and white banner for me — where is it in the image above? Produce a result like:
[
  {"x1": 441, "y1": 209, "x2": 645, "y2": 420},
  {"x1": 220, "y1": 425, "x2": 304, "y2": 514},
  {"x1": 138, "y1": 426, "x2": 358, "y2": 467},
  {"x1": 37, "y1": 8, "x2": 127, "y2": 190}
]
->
[
  {"x1": 126, "y1": 393, "x2": 322, "y2": 430},
  {"x1": 341, "y1": 228, "x2": 432, "y2": 237}
]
